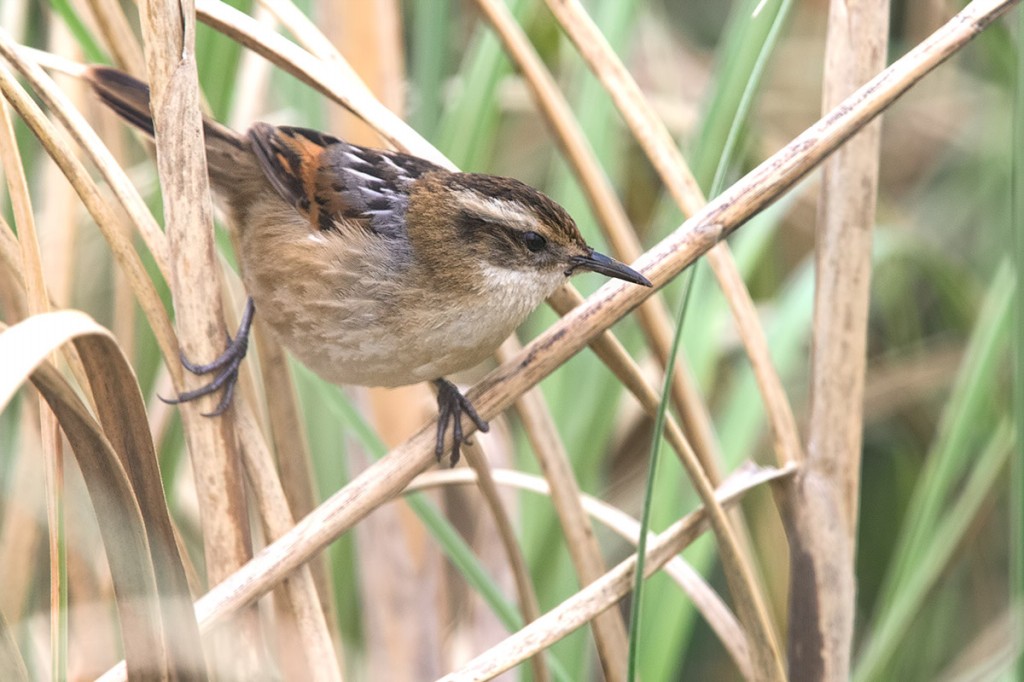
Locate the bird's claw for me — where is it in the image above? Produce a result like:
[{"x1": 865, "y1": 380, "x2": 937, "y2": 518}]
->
[
  {"x1": 433, "y1": 378, "x2": 489, "y2": 466},
  {"x1": 161, "y1": 298, "x2": 255, "y2": 416}
]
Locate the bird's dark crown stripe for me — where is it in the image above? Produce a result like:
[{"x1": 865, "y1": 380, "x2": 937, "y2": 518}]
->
[{"x1": 444, "y1": 172, "x2": 583, "y2": 245}]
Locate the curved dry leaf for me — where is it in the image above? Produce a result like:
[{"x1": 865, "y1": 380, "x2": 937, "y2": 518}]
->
[{"x1": 0, "y1": 311, "x2": 204, "y2": 677}]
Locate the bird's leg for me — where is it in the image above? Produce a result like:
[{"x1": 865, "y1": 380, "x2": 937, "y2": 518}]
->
[
  {"x1": 162, "y1": 298, "x2": 256, "y2": 417},
  {"x1": 433, "y1": 378, "x2": 489, "y2": 466}
]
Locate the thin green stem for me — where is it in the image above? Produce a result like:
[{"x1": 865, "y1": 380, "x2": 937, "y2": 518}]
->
[
  {"x1": 628, "y1": 2, "x2": 794, "y2": 678},
  {"x1": 1011, "y1": 5, "x2": 1024, "y2": 676},
  {"x1": 626, "y1": 266, "x2": 697, "y2": 682}
]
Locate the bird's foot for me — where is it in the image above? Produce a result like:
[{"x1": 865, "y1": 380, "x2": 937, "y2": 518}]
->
[
  {"x1": 433, "y1": 378, "x2": 489, "y2": 466},
  {"x1": 161, "y1": 298, "x2": 255, "y2": 416}
]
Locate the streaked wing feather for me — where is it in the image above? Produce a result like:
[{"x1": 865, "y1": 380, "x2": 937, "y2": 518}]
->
[{"x1": 247, "y1": 124, "x2": 441, "y2": 236}]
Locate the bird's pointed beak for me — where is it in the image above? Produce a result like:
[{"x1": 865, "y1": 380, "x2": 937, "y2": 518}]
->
[{"x1": 567, "y1": 249, "x2": 652, "y2": 287}]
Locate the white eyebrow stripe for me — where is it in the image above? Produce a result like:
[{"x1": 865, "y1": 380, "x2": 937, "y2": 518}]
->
[{"x1": 454, "y1": 191, "x2": 535, "y2": 230}]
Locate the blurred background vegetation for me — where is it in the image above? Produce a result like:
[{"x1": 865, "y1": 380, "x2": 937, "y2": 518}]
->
[{"x1": 0, "y1": 0, "x2": 1018, "y2": 680}]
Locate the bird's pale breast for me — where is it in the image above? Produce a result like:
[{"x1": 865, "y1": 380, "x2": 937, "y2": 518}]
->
[{"x1": 237, "y1": 206, "x2": 563, "y2": 388}]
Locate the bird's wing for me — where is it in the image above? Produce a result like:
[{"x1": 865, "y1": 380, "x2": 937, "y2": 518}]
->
[{"x1": 247, "y1": 124, "x2": 441, "y2": 236}]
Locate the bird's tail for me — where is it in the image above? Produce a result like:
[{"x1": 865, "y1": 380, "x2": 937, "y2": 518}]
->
[{"x1": 84, "y1": 66, "x2": 256, "y2": 188}]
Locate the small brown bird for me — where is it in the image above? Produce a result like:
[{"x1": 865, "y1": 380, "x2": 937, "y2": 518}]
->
[{"x1": 86, "y1": 66, "x2": 651, "y2": 464}]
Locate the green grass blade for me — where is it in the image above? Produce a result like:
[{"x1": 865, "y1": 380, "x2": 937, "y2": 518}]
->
[
  {"x1": 409, "y1": 0, "x2": 452, "y2": 137},
  {"x1": 46, "y1": 0, "x2": 107, "y2": 63},
  {"x1": 853, "y1": 421, "x2": 1014, "y2": 682},
  {"x1": 437, "y1": 0, "x2": 530, "y2": 169},
  {"x1": 630, "y1": 2, "x2": 794, "y2": 678},
  {"x1": 627, "y1": 268, "x2": 695, "y2": 682},
  {"x1": 1012, "y1": 6, "x2": 1024, "y2": 677},
  {"x1": 875, "y1": 261, "x2": 1014, "y2": 610},
  {"x1": 690, "y1": 0, "x2": 787, "y2": 194}
]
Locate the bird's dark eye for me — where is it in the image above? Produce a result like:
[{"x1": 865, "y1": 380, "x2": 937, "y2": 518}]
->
[{"x1": 521, "y1": 231, "x2": 547, "y2": 252}]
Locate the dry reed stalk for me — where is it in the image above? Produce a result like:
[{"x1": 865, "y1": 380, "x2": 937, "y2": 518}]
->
[
  {"x1": 137, "y1": 0, "x2": 260, "y2": 672},
  {"x1": 459, "y1": 439, "x2": 550, "y2": 682},
  {"x1": 21, "y1": 0, "x2": 1002, "y2": 678},
  {"x1": 84, "y1": 0, "x2": 145, "y2": 74},
  {"x1": 227, "y1": 5, "x2": 276, "y2": 129},
  {"x1": 0, "y1": 52, "x2": 155, "y2": 420},
  {"x1": 326, "y1": 3, "x2": 451, "y2": 677},
  {"x1": 288, "y1": 2, "x2": 512, "y2": 675},
  {"x1": 233, "y1": 5, "x2": 337, "y2": 678},
  {"x1": 812, "y1": 0, "x2": 890, "y2": 548},
  {"x1": 233, "y1": 405, "x2": 343, "y2": 682},
  {"x1": 197, "y1": 0, "x2": 448, "y2": 164},
  {"x1": 0, "y1": 217, "x2": 28, "y2": 321},
  {"x1": 37, "y1": 29, "x2": 81, "y2": 312},
  {"x1": 540, "y1": 0, "x2": 803, "y2": 467},
  {"x1": 781, "y1": 0, "x2": 889, "y2": 679},
  {"x1": 0, "y1": 41, "x2": 171, "y2": 281},
  {"x1": 0, "y1": 93, "x2": 65, "y2": 676},
  {"x1": 252, "y1": 318, "x2": 343, "y2": 680},
  {"x1": 0, "y1": 219, "x2": 46, "y2": 634},
  {"x1": 497, "y1": 335, "x2": 631, "y2": 680},
  {"x1": 436, "y1": 463, "x2": 796, "y2": 680},
  {"x1": 232, "y1": 0, "x2": 690, "y2": 481},
  {"x1": 0, "y1": 34, "x2": 176, "y2": 361},
  {"x1": 7, "y1": 14, "x2": 342, "y2": 676},
  {"x1": 544, "y1": 287, "x2": 717, "y2": 475},
  {"x1": 408, "y1": 465, "x2": 754, "y2": 678}
]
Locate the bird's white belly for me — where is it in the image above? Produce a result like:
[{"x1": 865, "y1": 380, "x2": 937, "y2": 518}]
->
[
  {"x1": 241, "y1": 218, "x2": 565, "y2": 388},
  {"x1": 279, "y1": 296, "x2": 520, "y2": 387}
]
